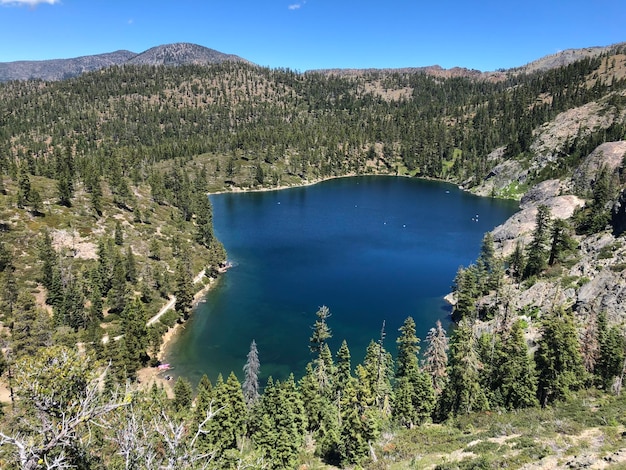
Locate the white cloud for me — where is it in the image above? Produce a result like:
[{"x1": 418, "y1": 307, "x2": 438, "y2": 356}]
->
[
  {"x1": 0, "y1": 0, "x2": 60, "y2": 6},
  {"x1": 288, "y1": 1, "x2": 306, "y2": 10}
]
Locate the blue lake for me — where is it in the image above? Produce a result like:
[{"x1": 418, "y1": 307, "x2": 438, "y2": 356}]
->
[{"x1": 165, "y1": 176, "x2": 519, "y2": 384}]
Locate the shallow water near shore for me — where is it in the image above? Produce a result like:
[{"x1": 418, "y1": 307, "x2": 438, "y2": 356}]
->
[{"x1": 165, "y1": 176, "x2": 519, "y2": 385}]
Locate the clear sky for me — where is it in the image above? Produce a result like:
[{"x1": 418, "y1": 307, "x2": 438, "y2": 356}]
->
[{"x1": 0, "y1": 0, "x2": 624, "y2": 72}]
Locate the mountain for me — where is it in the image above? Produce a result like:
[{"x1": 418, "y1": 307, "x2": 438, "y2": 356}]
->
[
  {"x1": 126, "y1": 42, "x2": 250, "y2": 67},
  {"x1": 0, "y1": 50, "x2": 137, "y2": 82},
  {"x1": 2, "y1": 41, "x2": 625, "y2": 83},
  {"x1": 515, "y1": 44, "x2": 621, "y2": 74},
  {"x1": 0, "y1": 43, "x2": 250, "y2": 82}
]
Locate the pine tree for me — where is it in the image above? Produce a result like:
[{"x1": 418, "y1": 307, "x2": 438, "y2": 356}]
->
[
  {"x1": 393, "y1": 317, "x2": 435, "y2": 427},
  {"x1": 508, "y1": 240, "x2": 526, "y2": 282},
  {"x1": 108, "y1": 251, "x2": 128, "y2": 313},
  {"x1": 174, "y1": 257, "x2": 194, "y2": 321},
  {"x1": 125, "y1": 246, "x2": 137, "y2": 284},
  {"x1": 194, "y1": 193, "x2": 215, "y2": 248},
  {"x1": 28, "y1": 188, "x2": 42, "y2": 215},
  {"x1": 362, "y1": 338, "x2": 393, "y2": 415},
  {"x1": 90, "y1": 175, "x2": 103, "y2": 216},
  {"x1": 148, "y1": 238, "x2": 161, "y2": 260},
  {"x1": 580, "y1": 311, "x2": 600, "y2": 375},
  {"x1": 310, "y1": 305, "x2": 332, "y2": 355},
  {"x1": 423, "y1": 320, "x2": 449, "y2": 395},
  {"x1": 120, "y1": 297, "x2": 149, "y2": 373},
  {"x1": 0, "y1": 263, "x2": 18, "y2": 315},
  {"x1": 206, "y1": 372, "x2": 247, "y2": 459},
  {"x1": 88, "y1": 283, "x2": 104, "y2": 325},
  {"x1": 10, "y1": 292, "x2": 53, "y2": 357},
  {"x1": 338, "y1": 377, "x2": 370, "y2": 466},
  {"x1": 114, "y1": 220, "x2": 124, "y2": 246},
  {"x1": 436, "y1": 320, "x2": 489, "y2": 420},
  {"x1": 38, "y1": 230, "x2": 57, "y2": 291},
  {"x1": 535, "y1": 307, "x2": 586, "y2": 406},
  {"x1": 477, "y1": 232, "x2": 502, "y2": 290},
  {"x1": 596, "y1": 321, "x2": 626, "y2": 390},
  {"x1": 56, "y1": 171, "x2": 74, "y2": 207},
  {"x1": 491, "y1": 320, "x2": 538, "y2": 409},
  {"x1": 0, "y1": 241, "x2": 11, "y2": 273},
  {"x1": 172, "y1": 376, "x2": 193, "y2": 414},
  {"x1": 548, "y1": 218, "x2": 577, "y2": 266},
  {"x1": 243, "y1": 339, "x2": 261, "y2": 407},
  {"x1": 524, "y1": 204, "x2": 551, "y2": 278},
  {"x1": 16, "y1": 168, "x2": 31, "y2": 209},
  {"x1": 335, "y1": 339, "x2": 352, "y2": 391}
]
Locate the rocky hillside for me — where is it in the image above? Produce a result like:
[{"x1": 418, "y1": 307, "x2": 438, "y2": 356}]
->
[
  {"x1": 459, "y1": 53, "x2": 626, "y2": 337},
  {"x1": 0, "y1": 43, "x2": 249, "y2": 82},
  {"x1": 516, "y1": 43, "x2": 623, "y2": 74}
]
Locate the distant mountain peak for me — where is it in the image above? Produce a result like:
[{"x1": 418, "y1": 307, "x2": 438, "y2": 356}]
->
[
  {"x1": 0, "y1": 43, "x2": 250, "y2": 82},
  {"x1": 126, "y1": 42, "x2": 250, "y2": 67}
]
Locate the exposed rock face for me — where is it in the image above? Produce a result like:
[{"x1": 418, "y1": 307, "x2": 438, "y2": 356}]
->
[
  {"x1": 470, "y1": 94, "x2": 626, "y2": 200},
  {"x1": 481, "y1": 142, "x2": 626, "y2": 326},
  {"x1": 530, "y1": 101, "x2": 624, "y2": 175},
  {"x1": 488, "y1": 227, "x2": 626, "y2": 325},
  {"x1": 491, "y1": 179, "x2": 584, "y2": 256},
  {"x1": 572, "y1": 141, "x2": 626, "y2": 194},
  {"x1": 472, "y1": 156, "x2": 524, "y2": 197},
  {"x1": 516, "y1": 45, "x2": 614, "y2": 74}
]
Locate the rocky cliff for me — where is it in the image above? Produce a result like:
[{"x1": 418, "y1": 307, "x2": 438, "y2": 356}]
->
[{"x1": 474, "y1": 138, "x2": 626, "y2": 328}]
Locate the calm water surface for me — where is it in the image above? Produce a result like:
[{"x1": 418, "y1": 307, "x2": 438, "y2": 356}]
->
[{"x1": 165, "y1": 176, "x2": 518, "y2": 384}]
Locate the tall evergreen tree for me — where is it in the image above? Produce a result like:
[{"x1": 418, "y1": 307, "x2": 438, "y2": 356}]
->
[
  {"x1": 114, "y1": 220, "x2": 124, "y2": 246},
  {"x1": 490, "y1": 320, "x2": 538, "y2": 410},
  {"x1": 524, "y1": 204, "x2": 551, "y2": 278},
  {"x1": 548, "y1": 218, "x2": 576, "y2": 266},
  {"x1": 38, "y1": 230, "x2": 57, "y2": 291},
  {"x1": 174, "y1": 257, "x2": 194, "y2": 321},
  {"x1": 16, "y1": 168, "x2": 31, "y2": 209},
  {"x1": 124, "y1": 246, "x2": 137, "y2": 284},
  {"x1": 243, "y1": 339, "x2": 261, "y2": 407},
  {"x1": 108, "y1": 251, "x2": 128, "y2": 313},
  {"x1": 335, "y1": 339, "x2": 352, "y2": 392},
  {"x1": 535, "y1": 307, "x2": 586, "y2": 406},
  {"x1": 437, "y1": 320, "x2": 489, "y2": 420},
  {"x1": 393, "y1": 317, "x2": 435, "y2": 427},
  {"x1": 423, "y1": 320, "x2": 449, "y2": 395},
  {"x1": 206, "y1": 372, "x2": 247, "y2": 460},
  {"x1": 338, "y1": 377, "x2": 371, "y2": 466},
  {"x1": 172, "y1": 376, "x2": 193, "y2": 414},
  {"x1": 596, "y1": 320, "x2": 626, "y2": 390},
  {"x1": 120, "y1": 297, "x2": 149, "y2": 374},
  {"x1": 310, "y1": 305, "x2": 332, "y2": 355}
]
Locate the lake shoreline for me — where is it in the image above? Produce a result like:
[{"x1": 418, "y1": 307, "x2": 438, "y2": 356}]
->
[
  {"x1": 135, "y1": 272, "x2": 224, "y2": 394},
  {"x1": 154, "y1": 173, "x2": 519, "y2": 385}
]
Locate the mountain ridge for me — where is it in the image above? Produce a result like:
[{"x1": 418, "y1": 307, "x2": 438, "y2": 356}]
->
[
  {"x1": 1, "y1": 41, "x2": 625, "y2": 82},
  {"x1": 0, "y1": 42, "x2": 250, "y2": 82}
]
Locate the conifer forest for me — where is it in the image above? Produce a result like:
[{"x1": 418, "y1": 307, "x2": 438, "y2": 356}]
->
[{"x1": 1, "y1": 43, "x2": 626, "y2": 468}]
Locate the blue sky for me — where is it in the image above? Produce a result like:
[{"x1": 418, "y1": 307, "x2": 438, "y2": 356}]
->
[{"x1": 0, "y1": 0, "x2": 624, "y2": 72}]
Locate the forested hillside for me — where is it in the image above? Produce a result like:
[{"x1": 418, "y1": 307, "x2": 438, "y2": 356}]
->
[{"x1": 1, "y1": 42, "x2": 626, "y2": 469}]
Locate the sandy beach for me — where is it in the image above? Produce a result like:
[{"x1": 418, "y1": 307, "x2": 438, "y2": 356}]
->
[{"x1": 134, "y1": 272, "x2": 222, "y2": 396}]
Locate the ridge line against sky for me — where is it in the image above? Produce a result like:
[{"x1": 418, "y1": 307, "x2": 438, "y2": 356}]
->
[{"x1": 0, "y1": 0, "x2": 625, "y2": 72}]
